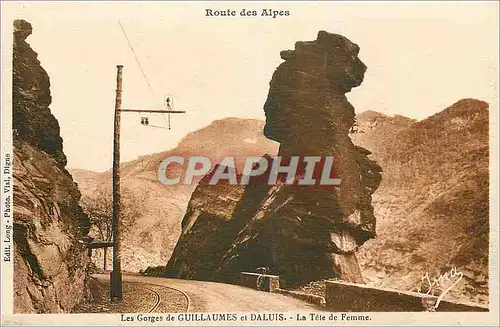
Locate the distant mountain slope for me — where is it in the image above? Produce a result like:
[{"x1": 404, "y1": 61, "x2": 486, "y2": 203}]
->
[
  {"x1": 351, "y1": 110, "x2": 416, "y2": 167},
  {"x1": 352, "y1": 99, "x2": 489, "y2": 304},
  {"x1": 71, "y1": 118, "x2": 278, "y2": 272}
]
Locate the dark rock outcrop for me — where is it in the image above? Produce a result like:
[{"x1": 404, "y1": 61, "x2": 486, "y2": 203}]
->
[
  {"x1": 13, "y1": 20, "x2": 66, "y2": 167},
  {"x1": 13, "y1": 20, "x2": 90, "y2": 313},
  {"x1": 167, "y1": 31, "x2": 381, "y2": 287}
]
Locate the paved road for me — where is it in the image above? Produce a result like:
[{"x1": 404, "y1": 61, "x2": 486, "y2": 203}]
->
[{"x1": 95, "y1": 274, "x2": 323, "y2": 312}]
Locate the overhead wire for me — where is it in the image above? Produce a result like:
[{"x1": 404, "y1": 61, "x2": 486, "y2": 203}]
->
[
  {"x1": 117, "y1": 20, "x2": 166, "y2": 172},
  {"x1": 118, "y1": 20, "x2": 156, "y2": 98},
  {"x1": 119, "y1": 20, "x2": 174, "y2": 131}
]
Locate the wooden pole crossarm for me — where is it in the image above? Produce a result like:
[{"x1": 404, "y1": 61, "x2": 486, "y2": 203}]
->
[
  {"x1": 108, "y1": 64, "x2": 186, "y2": 301},
  {"x1": 87, "y1": 242, "x2": 114, "y2": 249},
  {"x1": 120, "y1": 109, "x2": 186, "y2": 114}
]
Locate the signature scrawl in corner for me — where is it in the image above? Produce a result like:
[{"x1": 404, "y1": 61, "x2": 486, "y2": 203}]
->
[{"x1": 418, "y1": 267, "x2": 464, "y2": 309}]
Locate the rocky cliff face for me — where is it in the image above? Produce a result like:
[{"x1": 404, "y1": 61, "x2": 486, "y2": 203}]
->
[
  {"x1": 13, "y1": 20, "x2": 90, "y2": 313},
  {"x1": 13, "y1": 20, "x2": 66, "y2": 167},
  {"x1": 166, "y1": 31, "x2": 381, "y2": 287}
]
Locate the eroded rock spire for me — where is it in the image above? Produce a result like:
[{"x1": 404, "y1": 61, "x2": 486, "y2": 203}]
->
[{"x1": 166, "y1": 31, "x2": 382, "y2": 286}]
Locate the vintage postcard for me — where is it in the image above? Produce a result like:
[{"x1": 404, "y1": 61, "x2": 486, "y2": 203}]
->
[{"x1": 1, "y1": 1, "x2": 498, "y2": 326}]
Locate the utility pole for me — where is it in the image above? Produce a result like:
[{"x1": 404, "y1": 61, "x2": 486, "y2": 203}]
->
[
  {"x1": 109, "y1": 65, "x2": 185, "y2": 301},
  {"x1": 110, "y1": 65, "x2": 123, "y2": 301}
]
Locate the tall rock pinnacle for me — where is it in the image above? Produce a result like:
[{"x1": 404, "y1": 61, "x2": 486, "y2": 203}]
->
[
  {"x1": 166, "y1": 31, "x2": 382, "y2": 286},
  {"x1": 264, "y1": 31, "x2": 381, "y2": 246}
]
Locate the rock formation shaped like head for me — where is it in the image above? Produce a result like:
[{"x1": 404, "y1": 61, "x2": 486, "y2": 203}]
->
[
  {"x1": 280, "y1": 30, "x2": 366, "y2": 93},
  {"x1": 14, "y1": 19, "x2": 33, "y2": 40},
  {"x1": 256, "y1": 31, "x2": 381, "y2": 284},
  {"x1": 262, "y1": 30, "x2": 381, "y2": 252},
  {"x1": 264, "y1": 31, "x2": 367, "y2": 149}
]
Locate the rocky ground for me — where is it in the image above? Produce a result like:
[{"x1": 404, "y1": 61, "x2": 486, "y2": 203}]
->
[{"x1": 72, "y1": 277, "x2": 188, "y2": 313}]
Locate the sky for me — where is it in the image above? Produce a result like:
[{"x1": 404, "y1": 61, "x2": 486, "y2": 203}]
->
[{"x1": 2, "y1": 1, "x2": 498, "y2": 172}]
